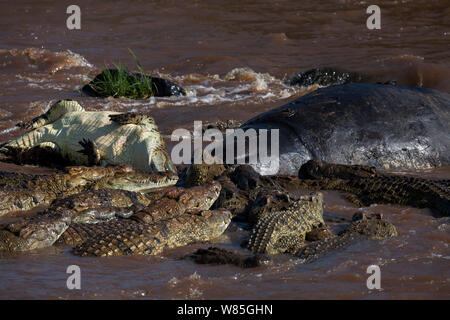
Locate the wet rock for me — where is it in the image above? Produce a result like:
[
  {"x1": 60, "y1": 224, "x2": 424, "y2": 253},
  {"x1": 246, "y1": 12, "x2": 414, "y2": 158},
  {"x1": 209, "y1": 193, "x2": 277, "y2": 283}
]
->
[
  {"x1": 188, "y1": 247, "x2": 267, "y2": 268},
  {"x1": 289, "y1": 67, "x2": 364, "y2": 87},
  {"x1": 81, "y1": 69, "x2": 186, "y2": 98}
]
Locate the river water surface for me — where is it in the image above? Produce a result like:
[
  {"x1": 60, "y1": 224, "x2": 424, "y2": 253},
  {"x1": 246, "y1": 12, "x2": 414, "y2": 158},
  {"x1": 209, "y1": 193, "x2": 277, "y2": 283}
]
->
[{"x1": 0, "y1": 0, "x2": 449, "y2": 299}]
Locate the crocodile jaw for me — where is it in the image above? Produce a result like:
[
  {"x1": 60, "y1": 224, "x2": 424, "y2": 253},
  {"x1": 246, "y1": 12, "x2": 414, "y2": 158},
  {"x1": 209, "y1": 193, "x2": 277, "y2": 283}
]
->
[{"x1": 107, "y1": 174, "x2": 179, "y2": 192}]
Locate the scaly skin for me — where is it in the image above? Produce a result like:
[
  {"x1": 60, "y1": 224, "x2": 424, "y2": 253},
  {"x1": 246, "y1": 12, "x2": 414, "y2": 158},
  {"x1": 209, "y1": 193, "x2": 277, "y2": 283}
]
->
[
  {"x1": 246, "y1": 193, "x2": 324, "y2": 255},
  {"x1": 185, "y1": 163, "x2": 227, "y2": 187},
  {"x1": 0, "y1": 181, "x2": 221, "y2": 252},
  {"x1": 245, "y1": 189, "x2": 296, "y2": 227},
  {"x1": 186, "y1": 164, "x2": 293, "y2": 218},
  {"x1": 72, "y1": 210, "x2": 232, "y2": 257},
  {"x1": 298, "y1": 159, "x2": 450, "y2": 216},
  {"x1": 0, "y1": 165, "x2": 178, "y2": 217},
  {"x1": 293, "y1": 213, "x2": 398, "y2": 263},
  {"x1": 56, "y1": 181, "x2": 222, "y2": 248},
  {"x1": 186, "y1": 161, "x2": 449, "y2": 219},
  {"x1": 3, "y1": 181, "x2": 220, "y2": 251},
  {"x1": 0, "y1": 100, "x2": 176, "y2": 173}
]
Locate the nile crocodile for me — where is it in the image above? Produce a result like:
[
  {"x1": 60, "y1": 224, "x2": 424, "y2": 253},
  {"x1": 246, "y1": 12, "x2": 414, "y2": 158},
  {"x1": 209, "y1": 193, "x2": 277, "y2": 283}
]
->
[
  {"x1": 0, "y1": 165, "x2": 178, "y2": 217},
  {"x1": 71, "y1": 210, "x2": 231, "y2": 257},
  {"x1": 186, "y1": 210, "x2": 397, "y2": 267},
  {"x1": 185, "y1": 163, "x2": 293, "y2": 219},
  {"x1": 298, "y1": 159, "x2": 450, "y2": 216},
  {"x1": 293, "y1": 212, "x2": 398, "y2": 263},
  {"x1": 0, "y1": 99, "x2": 176, "y2": 173},
  {"x1": 186, "y1": 213, "x2": 397, "y2": 267},
  {"x1": 245, "y1": 192, "x2": 325, "y2": 255},
  {"x1": 185, "y1": 161, "x2": 449, "y2": 218},
  {"x1": 0, "y1": 181, "x2": 221, "y2": 251}
]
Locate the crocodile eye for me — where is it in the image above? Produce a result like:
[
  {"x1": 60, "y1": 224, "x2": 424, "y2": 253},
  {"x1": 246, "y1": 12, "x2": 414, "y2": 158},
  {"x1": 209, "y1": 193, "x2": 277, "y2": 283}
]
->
[
  {"x1": 370, "y1": 213, "x2": 383, "y2": 219},
  {"x1": 352, "y1": 212, "x2": 366, "y2": 221}
]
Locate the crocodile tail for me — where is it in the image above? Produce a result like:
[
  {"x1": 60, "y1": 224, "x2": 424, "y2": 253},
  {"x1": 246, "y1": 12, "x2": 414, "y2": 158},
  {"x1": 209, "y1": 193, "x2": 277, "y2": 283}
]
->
[
  {"x1": 294, "y1": 233, "x2": 358, "y2": 263},
  {"x1": 42, "y1": 100, "x2": 84, "y2": 124}
]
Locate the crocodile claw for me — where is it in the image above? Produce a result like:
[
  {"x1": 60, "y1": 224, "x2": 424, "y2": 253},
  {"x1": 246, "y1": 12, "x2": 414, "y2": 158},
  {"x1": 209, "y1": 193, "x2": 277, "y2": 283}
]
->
[
  {"x1": 78, "y1": 138, "x2": 94, "y2": 154},
  {"x1": 77, "y1": 138, "x2": 101, "y2": 165}
]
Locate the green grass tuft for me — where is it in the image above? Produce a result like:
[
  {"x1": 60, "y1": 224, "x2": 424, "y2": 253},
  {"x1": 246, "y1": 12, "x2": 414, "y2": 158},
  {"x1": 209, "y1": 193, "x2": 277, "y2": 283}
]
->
[{"x1": 87, "y1": 49, "x2": 155, "y2": 99}]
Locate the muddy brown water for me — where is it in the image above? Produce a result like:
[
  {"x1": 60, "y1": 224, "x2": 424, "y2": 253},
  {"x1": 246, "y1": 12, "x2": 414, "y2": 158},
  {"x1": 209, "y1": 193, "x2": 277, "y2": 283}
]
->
[{"x1": 0, "y1": 0, "x2": 449, "y2": 299}]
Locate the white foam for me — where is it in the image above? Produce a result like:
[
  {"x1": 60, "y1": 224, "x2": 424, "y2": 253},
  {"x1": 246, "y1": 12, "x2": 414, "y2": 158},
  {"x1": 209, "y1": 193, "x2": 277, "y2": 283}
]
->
[{"x1": 0, "y1": 126, "x2": 19, "y2": 135}]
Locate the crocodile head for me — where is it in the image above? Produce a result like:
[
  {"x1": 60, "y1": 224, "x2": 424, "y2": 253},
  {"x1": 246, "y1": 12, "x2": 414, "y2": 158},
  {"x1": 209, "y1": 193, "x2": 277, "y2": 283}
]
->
[
  {"x1": 65, "y1": 165, "x2": 178, "y2": 192},
  {"x1": 296, "y1": 192, "x2": 325, "y2": 225},
  {"x1": 170, "y1": 180, "x2": 222, "y2": 213},
  {"x1": 96, "y1": 171, "x2": 179, "y2": 192},
  {"x1": 185, "y1": 163, "x2": 226, "y2": 187},
  {"x1": 346, "y1": 212, "x2": 398, "y2": 239},
  {"x1": 195, "y1": 209, "x2": 232, "y2": 239},
  {"x1": 298, "y1": 159, "x2": 377, "y2": 180}
]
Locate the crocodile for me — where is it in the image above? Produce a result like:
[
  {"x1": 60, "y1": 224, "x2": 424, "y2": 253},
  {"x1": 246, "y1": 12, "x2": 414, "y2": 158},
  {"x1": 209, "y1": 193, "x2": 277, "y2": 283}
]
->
[
  {"x1": 71, "y1": 209, "x2": 232, "y2": 257},
  {"x1": 298, "y1": 159, "x2": 450, "y2": 216},
  {"x1": 245, "y1": 192, "x2": 325, "y2": 255},
  {"x1": 233, "y1": 83, "x2": 450, "y2": 175},
  {"x1": 185, "y1": 208, "x2": 396, "y2": 267},
  {"x1": 185, "y1": 160, "x2": 450, "y2": 219},
  {"x1": 185, "y1": 163, "x2": 295, "y2": 218},
  {"x1": 0, "y1": 165, "x2": 178, "y2": 217},
  {"x1": 0, "y1": 181, "x2": 221, "y2": 251},
  {"x1": 0, "y1": 99, "x2": 176, "y2": 173},
  {"x1": 185, "y1": 163, "x2": 325, "y2": 223},
  {"x1": 293, "y1": 212, "x2": 398, "y2": 263}
]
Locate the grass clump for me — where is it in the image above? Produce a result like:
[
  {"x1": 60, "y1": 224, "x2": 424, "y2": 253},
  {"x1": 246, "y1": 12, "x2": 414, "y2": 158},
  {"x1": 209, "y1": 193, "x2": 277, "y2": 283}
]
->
[{"x1": 87, "y1": 49, "x2": 156, "y2": 99}]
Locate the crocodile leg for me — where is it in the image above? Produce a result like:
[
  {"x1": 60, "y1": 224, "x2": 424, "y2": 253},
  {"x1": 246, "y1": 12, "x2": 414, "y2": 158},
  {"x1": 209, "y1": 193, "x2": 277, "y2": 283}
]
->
[
  {"x1": 77, "y1": 138, "x2": 103, "y2": 166},
  {"x1": 0, "y1": 144, "x2": 67, "y2": 168}
]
